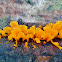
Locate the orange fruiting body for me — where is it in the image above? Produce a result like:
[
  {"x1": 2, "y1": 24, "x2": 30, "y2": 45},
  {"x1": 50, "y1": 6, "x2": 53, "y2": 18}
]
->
[{"x1": 0, "y1": 21, "x2": 62, "y2": 49}]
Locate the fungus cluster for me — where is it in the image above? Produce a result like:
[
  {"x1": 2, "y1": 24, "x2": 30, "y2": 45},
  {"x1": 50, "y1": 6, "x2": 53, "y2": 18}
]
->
[{"x1": 0, "y1": 21, "x2": 62, "y2": 49}]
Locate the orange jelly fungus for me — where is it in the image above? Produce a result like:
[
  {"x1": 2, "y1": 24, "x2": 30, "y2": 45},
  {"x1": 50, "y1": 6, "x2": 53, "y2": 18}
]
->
[
  {"x1": 0, "y1": 35, "x2": 1, "y2": 39},
  {"x1": 0, "y1": 21, "x2": 62, "y2": 49}
]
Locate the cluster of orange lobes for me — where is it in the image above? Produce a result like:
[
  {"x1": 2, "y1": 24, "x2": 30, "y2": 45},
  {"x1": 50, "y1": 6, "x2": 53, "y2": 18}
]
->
[{"x1": 0, "y1": 21, "x2": 62, "y2": 49}]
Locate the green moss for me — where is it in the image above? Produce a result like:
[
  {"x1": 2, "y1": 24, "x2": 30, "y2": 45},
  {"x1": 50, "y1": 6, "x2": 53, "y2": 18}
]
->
[
  {"x1": 0, "y1": 17, "x2": 11, "y2": 29},
  {"x1": 60, "y1": 4, "x2": 62, "y2": 10},
  {"x1": 47, "y1": 5, "x2": 53, "y2": 11},
  {"x1": 25, "y1": 0, "x2": 34, "y2": 5},
  {"x1": 47, "y1": 0, "x2": 62, "y2": 11}
]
